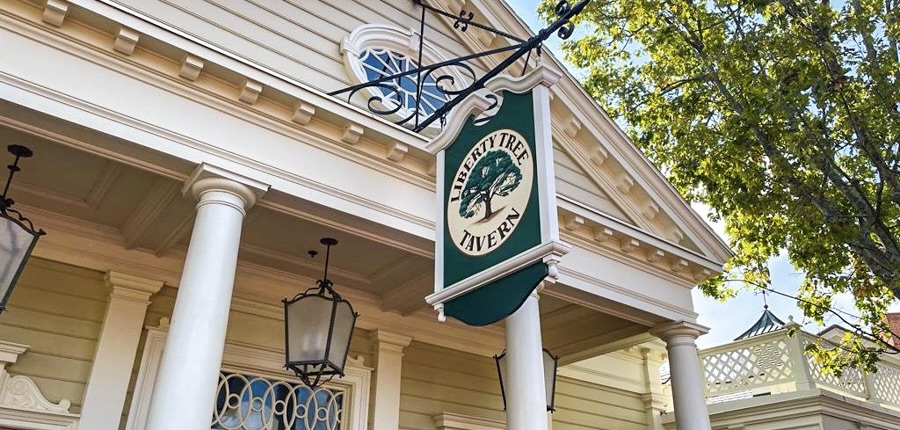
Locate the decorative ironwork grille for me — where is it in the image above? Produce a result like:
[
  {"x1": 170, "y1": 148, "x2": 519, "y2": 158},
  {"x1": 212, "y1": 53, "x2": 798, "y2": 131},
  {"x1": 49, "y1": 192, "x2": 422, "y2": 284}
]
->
[
  {"x1": 357, "y1": 48, "x2": 452, "y2": 125},
  {"x1": 329, "y1": 0, "x2": 590, "y2": 132},
  {"x1": 701, "y1": 339, "x2": 793, "y2": 395},
  {"x1": 211, "y1": 371, "x2": 345, "y2": 430}
]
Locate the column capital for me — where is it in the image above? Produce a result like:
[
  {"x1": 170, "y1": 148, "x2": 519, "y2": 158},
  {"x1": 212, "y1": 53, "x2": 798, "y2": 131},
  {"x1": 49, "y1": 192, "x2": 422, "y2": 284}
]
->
[
  {"x1": 372, "y1": 330, "x2": 412, "y2": 353},
  {"x1": 650, "y1": 320, "x2": 709, "y2": 342},
  {"x1": 183, "y1": 163, "x2": 269, "y2": 210},
  {"x1": 105, "y1": 271, "x2": 165, "y2": 301},
  {"x1": 0, "y1": 341, "x2": 28, "y2": 367}
]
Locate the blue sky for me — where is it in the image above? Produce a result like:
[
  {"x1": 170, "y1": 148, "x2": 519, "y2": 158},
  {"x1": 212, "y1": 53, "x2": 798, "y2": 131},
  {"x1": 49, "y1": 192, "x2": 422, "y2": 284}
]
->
[{"x1": 504, "y1": 0, "x2": 900, "y2": 347}]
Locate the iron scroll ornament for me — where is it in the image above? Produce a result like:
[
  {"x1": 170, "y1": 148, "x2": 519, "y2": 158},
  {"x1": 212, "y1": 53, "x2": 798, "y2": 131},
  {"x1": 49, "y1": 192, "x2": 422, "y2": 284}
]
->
[{"x1": 329, "y1": 0, "x2": 590, "y2": 133}]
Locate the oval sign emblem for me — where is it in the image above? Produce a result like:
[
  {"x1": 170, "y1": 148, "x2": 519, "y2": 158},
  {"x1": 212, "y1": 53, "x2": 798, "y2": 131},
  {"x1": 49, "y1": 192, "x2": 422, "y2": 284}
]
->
[{"x1": 447, "y1": 129, "x2": 534, "y2": 256}]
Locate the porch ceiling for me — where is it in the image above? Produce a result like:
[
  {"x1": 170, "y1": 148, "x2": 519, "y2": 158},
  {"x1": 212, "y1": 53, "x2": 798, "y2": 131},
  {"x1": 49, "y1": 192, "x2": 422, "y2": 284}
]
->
[
  {"x1": 0, "y1": 110, "x2": 652, "y2": 362},
  {"x1": 0, "y1": 119, "x2": 429, "y2": 295}
]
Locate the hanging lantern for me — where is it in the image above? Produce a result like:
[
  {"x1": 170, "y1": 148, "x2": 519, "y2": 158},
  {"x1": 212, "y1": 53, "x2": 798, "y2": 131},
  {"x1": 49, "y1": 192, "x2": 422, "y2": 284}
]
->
[
  {"x1": 0, "y1": 145, "x2": 45, "y2": 313},
  {"x1": 283, "y1": 238, "x2": 358, "y2": 388},
  {"x1": 494, "y1": 348, "x2": 559, "y2": 412}
]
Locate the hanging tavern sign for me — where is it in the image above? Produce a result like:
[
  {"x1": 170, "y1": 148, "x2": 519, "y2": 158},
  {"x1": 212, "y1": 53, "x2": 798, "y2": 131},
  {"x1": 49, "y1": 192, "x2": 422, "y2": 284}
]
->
[{"x1": 425, "y1": 66, "x2": 570, "y2": 326}]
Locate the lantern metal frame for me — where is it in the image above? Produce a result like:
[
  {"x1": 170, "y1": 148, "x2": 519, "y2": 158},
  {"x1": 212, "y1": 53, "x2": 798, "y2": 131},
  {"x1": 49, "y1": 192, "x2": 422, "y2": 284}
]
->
[
  {"x1": 283, "y1": 237, "x2": 358, "y2": 388},
  {"x1": 494, "y1": 348, "x2": 559, "y2": 412},
  {"x1": 0, "y1": 145, "x2": 45, "y2": 313}
]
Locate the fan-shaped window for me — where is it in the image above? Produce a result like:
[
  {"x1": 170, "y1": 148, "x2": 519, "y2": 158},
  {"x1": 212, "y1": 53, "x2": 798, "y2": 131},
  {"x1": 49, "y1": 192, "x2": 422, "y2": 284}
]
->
[
  {"x1": 341, "y1": 24, "x2": 469, "y2": 134},
  {"x1": 358, "y1": 48, "x2": 448, "y2": 119}
]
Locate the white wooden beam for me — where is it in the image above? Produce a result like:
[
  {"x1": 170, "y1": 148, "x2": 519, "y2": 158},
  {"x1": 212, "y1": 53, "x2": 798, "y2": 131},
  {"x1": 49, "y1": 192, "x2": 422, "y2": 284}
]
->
[
  {"x1": 380, "y1": 271, "x2": 431, "y2": 315},
  {"x1": 121, "y1": 178, "x2": 180, "y2": 249},
  {"x1": 85, "y1": 162, "x2": 122, "y2": 210}
]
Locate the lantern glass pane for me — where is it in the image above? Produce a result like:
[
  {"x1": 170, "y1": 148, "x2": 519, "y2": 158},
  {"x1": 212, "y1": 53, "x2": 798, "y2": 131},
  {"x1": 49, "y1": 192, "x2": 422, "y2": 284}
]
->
[
  {"x1": 543, "y1": 350, "x2": 557, "y2": 409},
  {"x1": 0, "y1": 217, "x2": 35, "y2": 304},
  {"x1": 286, "y1": 295, "x2": 333, "y2": 363},
  {"x1": 326, "y1": 300, "x2": 356, "y2": 371}
]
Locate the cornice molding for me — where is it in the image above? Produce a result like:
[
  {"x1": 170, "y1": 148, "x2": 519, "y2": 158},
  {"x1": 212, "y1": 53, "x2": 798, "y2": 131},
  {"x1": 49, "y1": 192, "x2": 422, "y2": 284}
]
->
[
  {"x1": 0, "y1": 3, "x2": 437, "y2": 192},
  {"x1": 557, "y1": 200, "x2": 723, "y2": 283},
  {"x1": 2, "y1": 0, "x2": 731, "y2": 267}
]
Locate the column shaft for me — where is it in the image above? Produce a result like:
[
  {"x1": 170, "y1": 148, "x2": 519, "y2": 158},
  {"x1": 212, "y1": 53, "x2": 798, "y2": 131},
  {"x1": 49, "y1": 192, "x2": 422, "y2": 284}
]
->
[
  {"x1": 652, "y1": 322, "x2": 712, "y2": 430},
  {"x1": 505, "y1": 293, "x2": 548, "y2": 430},
  {"x1": 145, "y1": 170, "x2": 265, "y2": 430},
  {"x1": 79, "y1": 273, "x2": 163, "y2": 430},
  {"x1": 371, "y1": 330, "x2": 412, "y2": 430}
]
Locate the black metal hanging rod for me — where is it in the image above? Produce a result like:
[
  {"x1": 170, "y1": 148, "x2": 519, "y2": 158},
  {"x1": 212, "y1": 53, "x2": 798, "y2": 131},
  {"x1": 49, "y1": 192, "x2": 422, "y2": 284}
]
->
[
  {"x1": 328, "y1": 0, "x2": 591, "y2": 133},
  {"x1": 413, "y1": 0, "x2": 589, "y2": 131},
  {"x1": 328, "y1": 43, "x2": 522, "y2": 98},
  {"x1": 412, "y1": 0, "x2": 527, "y2": 43}
]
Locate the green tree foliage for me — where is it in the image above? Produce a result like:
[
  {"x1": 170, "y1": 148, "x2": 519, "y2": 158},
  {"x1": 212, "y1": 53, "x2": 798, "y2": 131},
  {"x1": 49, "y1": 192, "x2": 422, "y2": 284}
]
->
[
  {"x1": 460, "y1": 150, "x2": 523, "y2": 220},
  {"x1": 542, "y1": 0, "x2": 900, "y2": 369}
]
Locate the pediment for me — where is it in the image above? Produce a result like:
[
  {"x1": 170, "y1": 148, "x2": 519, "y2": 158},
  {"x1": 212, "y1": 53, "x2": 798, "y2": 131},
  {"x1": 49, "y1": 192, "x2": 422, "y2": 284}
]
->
[
  {"x1": 551, "y1": 120, "x2": 729, "y2": 265},
  {"x1": 553, "y1": 142, "x2": 634, "y2": 225}
]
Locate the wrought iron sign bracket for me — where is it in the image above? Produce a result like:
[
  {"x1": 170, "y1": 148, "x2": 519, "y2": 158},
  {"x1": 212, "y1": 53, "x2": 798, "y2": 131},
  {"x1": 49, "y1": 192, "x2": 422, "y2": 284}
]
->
[{"x1": 329, "y1": 0, "x2": 590, "y2": 133}]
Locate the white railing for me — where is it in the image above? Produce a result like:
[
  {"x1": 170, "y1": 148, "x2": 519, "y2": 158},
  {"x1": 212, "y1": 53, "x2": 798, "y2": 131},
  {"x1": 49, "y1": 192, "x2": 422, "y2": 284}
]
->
[{"x1": 698, "y1": 329, "x2": 900, "y2": 410}]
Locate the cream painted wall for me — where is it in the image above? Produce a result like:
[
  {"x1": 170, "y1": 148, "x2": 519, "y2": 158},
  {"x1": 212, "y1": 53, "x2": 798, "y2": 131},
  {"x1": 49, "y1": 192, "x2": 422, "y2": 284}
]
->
[
  {"x1": 400, "y1": 341, "x2": 505, "y2": 429},
  {"x1": 0, "y1": 258, "x2": 106, "y2": 414},
  {"x1": 399, "y1": 341, "x2": 652, "y2": 430},
  {"x1": 120, "y1": 284, "x2": 375, "y2": 429},
  {"x1": 0, "y1": 259, "x2": 658, "y2": 430},
  {"x1": 553, "y1": 377, "x2": 648, "y2": 430},
  {"x1": 102, "y1": 0, "x2": 488, "y2": 94}
]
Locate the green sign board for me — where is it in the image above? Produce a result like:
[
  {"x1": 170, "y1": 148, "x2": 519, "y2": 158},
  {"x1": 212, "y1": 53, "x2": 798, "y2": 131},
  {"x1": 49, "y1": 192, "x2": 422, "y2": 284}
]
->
[{"x1": 425, "y1": 67, "x2": 569, "y2": 326}]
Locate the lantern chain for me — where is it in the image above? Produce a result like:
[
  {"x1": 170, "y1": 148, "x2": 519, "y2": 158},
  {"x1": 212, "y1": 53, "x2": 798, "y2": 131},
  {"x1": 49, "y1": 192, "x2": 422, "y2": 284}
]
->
[{"x1": 0, "y1": 145, "x2": 44, "y2": 236}]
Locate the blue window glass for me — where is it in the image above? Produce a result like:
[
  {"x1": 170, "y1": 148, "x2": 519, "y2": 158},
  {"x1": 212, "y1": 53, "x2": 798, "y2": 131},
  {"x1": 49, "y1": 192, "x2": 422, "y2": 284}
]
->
[
  {"x1": 358, "y1": 48, "x2": 448, "y2": 119},
  {"x1": 212, "y1": 372, "x2": 344, "y2": 430}
]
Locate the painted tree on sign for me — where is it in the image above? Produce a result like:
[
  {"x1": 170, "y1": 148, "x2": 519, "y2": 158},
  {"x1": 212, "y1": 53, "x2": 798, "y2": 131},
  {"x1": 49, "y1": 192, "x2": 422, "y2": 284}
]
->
[{"x1": 459, "y1": 150, "x2": 523, "y2": 220}]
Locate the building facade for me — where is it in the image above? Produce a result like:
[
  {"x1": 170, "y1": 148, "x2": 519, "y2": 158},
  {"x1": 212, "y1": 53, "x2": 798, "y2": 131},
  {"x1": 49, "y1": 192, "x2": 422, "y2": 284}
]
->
[
  {"x1": 662, "y1": 309, "x2": 900, "y2": 430},
  {"x1": 0, "y1": 0, "x2": 731, "y2": 429}
]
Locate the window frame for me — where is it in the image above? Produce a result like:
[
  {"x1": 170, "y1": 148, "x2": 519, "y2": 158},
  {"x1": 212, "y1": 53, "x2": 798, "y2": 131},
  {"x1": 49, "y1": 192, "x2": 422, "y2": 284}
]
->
[
  {"x1": 340, "y1": 23, "x2": 467, "y2": 134},
  {"x1": 125, "y1": 325, "x2": 372, "y2": 430}
]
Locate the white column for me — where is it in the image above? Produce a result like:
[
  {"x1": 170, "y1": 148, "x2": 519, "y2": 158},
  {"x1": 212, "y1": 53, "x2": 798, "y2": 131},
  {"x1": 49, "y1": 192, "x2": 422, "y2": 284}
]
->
[
  {"x1": 80, "y1": 272, "x2": 164, "y2": 430},
  {"x1": 371, "y1": 330, "x2": 412, "y2": 430},
  {"x1": 650, "y1": 321, "x2": 711, "y2": 430},
  {"x1": 145, "y1": 164, "x2": 267, "y2": 430},
  {"x1": 504, "y1": 292, "x2": 548, "y2": 430}
]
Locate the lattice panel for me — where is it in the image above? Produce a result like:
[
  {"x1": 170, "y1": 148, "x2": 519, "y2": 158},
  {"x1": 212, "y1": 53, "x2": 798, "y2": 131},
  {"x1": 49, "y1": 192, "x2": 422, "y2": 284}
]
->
[
  {"x1": 702, "y1": 339, "x2": 793, "y2": 395},
  {"x1": 211, "y1": 372, "x2": 345, "y2": 430},
  {"x1": 873, "y1": 362, "x2": 900, "y2": 406},
  {"x1": 806, "y1": 354, "x2": 868, "y2": 397}
]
